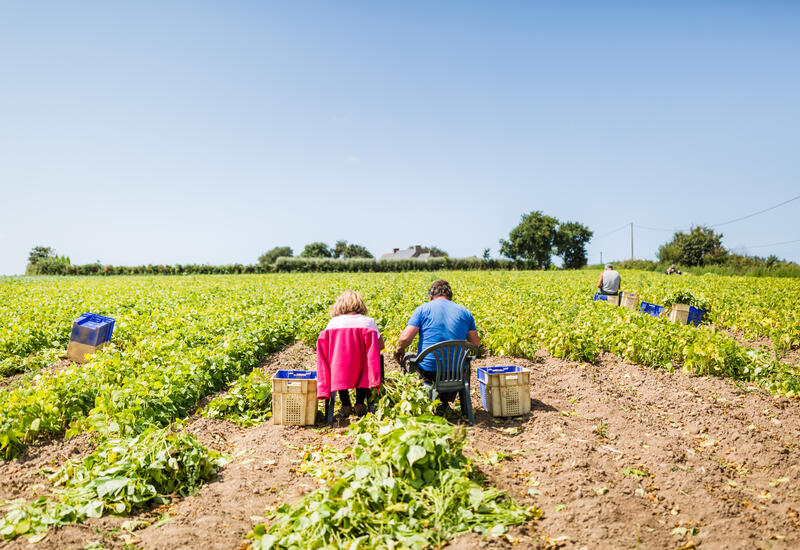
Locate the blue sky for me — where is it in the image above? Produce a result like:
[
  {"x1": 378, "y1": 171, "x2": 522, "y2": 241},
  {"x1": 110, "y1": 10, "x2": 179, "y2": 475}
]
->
[{"x1": 1, "y1": 1, "x2": 798, "y2": 274}]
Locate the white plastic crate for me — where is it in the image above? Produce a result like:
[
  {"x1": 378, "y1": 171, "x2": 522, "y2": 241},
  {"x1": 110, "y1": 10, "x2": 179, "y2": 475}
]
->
[
  {"x1": 477, "y1": 366, "x2": 531, "y2": 417},
  {"x1": 271, "y1": 370, "x2": 318, "y2": 426}
]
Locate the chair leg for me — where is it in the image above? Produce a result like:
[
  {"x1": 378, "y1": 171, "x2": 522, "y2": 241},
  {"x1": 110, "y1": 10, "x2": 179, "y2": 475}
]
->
[{"x1": 462, "y1": 383, "x2": 475, "y2": 426}]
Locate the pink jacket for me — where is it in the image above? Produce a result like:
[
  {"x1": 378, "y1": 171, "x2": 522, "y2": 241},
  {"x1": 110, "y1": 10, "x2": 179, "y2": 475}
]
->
[{"x1": 316, "y1": 315, "x2": 382, "y2": 400}]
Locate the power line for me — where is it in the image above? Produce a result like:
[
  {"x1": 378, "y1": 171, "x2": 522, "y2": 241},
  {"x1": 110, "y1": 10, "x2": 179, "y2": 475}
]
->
[
  {"x1": 634, "y1": 224, "x2": 673, "y2": 232},
  {"x1": 709, "y1": 193, "x2": 800, "y2": 228},
  {"x1": 741, "y1": 238, "x2": 800, "y2": 249},
  {"x1": 595, "y1": 223, "x2": 629, "y2": 239}
]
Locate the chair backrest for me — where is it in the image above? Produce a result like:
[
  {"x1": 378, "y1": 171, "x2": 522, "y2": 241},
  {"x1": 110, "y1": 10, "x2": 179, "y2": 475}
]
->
[{"x1": 414, "y1": 340, "x2": 478, "y2": 385}]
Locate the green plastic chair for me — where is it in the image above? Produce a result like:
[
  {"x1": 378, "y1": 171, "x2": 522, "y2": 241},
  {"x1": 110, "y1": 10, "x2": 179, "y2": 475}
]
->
[{"x1": 402, "y1": 340, "x2": 478, "y2": 425}]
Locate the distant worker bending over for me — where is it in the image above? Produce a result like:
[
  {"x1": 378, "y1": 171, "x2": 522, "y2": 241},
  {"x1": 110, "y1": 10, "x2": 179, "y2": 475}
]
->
[{"x1": 597, "y1": 263, "x2": 621, "y2": 295}]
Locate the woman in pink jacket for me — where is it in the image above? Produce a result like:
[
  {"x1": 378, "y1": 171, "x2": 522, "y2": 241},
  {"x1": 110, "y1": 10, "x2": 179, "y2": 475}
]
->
[{"x1": 316, "y1": 290, "x2": 384, "y2": 417}]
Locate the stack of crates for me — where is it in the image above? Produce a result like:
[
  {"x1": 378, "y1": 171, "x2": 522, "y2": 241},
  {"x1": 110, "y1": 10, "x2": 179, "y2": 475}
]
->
[
  {"x1": 477, "y1": 366, "x2": 531, "y2": 417},
  {"x1": 67, "y1": 313, "x2": 115, "y2": 364},
  {"x1": 272, "y1": 370, "x2": 318, "y2": 426},
  {"x1": 593, "y1": 292, "x2": 620, "y2": 306},
  {"x1": 620, "y1": 292, "x2": 639, "y2": 310}
]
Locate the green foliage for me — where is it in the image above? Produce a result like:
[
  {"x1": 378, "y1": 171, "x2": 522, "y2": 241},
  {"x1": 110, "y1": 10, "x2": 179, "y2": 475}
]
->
[
  {"x1": 0, "y1": 425, "x2": 223, "y2": 541},
  {"x1": 0, "y1": 276, "x2": 319, "y2": 459},
  {"x1": 500, "y1": 211, "x2": 559, "y2": 268},
  {"x1": 202, "y1": 370, "x2": 273, "y2": 426},
  {"x1": 25, "y1": 246, "x2": 71, "y2": 275},
  {"x1": 333, "y1": 240, "x2": 374, "y2": 259},
  {"x1": 555, "y1": 221, "x2": 593, "y2": 269},
  {"x1": 300, "y1": 242, "x2": 333, "y2": 258},
  {"x1": 248, "y1": 414, "x2": 536, "y2": 549},
  {"x1": 500, "y1": 212, "x2": 592, "y2": 269},
  {"x1": 274, "y1": 257, "x2": 515, "y2": 272},
  {"x1": 27, "y1": 246, "x2": 56, "y2": 264},
  {"x1": 661, "y1": 290, "x2": 709, "y2": 312},
  {"x1": 657, "y1": 226, "x2": 727, "y2": 267},
  {"x1": 602, "y1": 256, "x2": 800, "y2": 278},
  {"x1": 409, "y1": 245, "x2": 449, "y2": 258},
  {"x1": 1, "y1": 270, "x2": 800, "y2": 541},
  {"x1": 259, "y1": 247, "x2": 293, "y2": 266}
]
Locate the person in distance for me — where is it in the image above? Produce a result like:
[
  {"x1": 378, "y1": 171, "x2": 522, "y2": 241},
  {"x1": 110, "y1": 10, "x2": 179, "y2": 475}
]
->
[
  {"x1": 393, "y1": 279, "x2": 480, "y2": 414},
  {"x1": 597, "y1": 263, "x2": 621, "y2": 295},
  {"x1": 316, "y1": 290, "x2": 384, "y2": 417}
]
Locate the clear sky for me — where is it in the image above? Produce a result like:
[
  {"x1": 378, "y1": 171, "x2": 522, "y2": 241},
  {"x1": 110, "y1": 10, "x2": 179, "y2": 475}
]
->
[{"x1": 1, "y1": 1, "x2": 798, "y2": 274}]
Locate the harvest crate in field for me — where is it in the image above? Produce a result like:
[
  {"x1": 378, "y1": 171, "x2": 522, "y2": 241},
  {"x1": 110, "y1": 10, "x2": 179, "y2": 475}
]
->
[
  {"x1": 272, "y1": 370, "x2": 318, "y2": 426},
  {"x1": 669, "y1": 304, "x2": 707, "y2": 326},
  {"x1": 593, "y1": 292, "x2": 620, "y2": 306},
  {"x1": 477, "y1": 366, "x2": 531, "y2": 417},
  {"x1": 66, "y1": 313, "x2": 115, "y2": 363},
  {"x1": 640, "y1": 302, "x2": 665, "y2": 317},
  {"x1": 668, "y1": 304, "x2": 691, "y2": 325},
  {"x1": 620, "y1": 292, "x2": 639, "y2": 310}
]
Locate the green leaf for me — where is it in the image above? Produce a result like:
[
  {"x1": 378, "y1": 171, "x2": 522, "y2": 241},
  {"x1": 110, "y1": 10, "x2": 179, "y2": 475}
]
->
[{"x1": 406, "y1": 445, "x2": 426, "y2": 466}]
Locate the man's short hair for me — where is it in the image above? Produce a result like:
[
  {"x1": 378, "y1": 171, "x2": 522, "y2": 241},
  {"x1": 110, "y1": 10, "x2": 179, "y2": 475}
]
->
[
  {"x1": 605, "y1": 263, "x2": 613, "y2": 269},
  {"x1": 428, "y1": 279, "x2": 453, "y2": 300}
]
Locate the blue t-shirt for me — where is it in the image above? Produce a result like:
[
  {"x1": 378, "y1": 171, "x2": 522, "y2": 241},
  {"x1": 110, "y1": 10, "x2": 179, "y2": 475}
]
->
[{"x1": 408, "y1": 299, "x2": 477, "y2": 372}]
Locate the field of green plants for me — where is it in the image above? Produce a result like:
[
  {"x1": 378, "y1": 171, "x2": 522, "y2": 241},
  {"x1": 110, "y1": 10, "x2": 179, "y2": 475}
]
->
[{"x1": 0, "y1": 271, "x2": 798, "y2": 546}]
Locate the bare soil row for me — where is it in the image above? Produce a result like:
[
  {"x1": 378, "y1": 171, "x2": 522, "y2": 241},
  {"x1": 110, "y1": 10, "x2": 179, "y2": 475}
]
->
[{"x1": 2, "y1": 343, "x2": 798, "y2": 549}]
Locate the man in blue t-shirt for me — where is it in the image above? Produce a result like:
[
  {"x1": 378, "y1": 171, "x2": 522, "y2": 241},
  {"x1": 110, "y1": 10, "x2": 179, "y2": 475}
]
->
[{"x1": 394, "y1": 279, "x2": 480, "y2": 410}]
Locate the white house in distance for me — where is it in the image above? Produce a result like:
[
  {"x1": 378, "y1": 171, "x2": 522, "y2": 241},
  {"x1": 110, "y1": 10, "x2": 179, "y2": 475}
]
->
[{"x1": 379, "y1": 245, "x2": 431, "y2": 261}]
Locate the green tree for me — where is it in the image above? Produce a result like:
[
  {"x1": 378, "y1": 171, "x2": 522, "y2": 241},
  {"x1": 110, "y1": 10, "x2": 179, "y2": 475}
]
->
[
  {"x1": 344, "y1": 244, "x2": 373, "y2": 259},
  {"x1": 499, "y1": 211, "x2": 559, "y2": 268},
  {"x1": 657, "y1": 226, "x2": 727, "y2": 266},
  {"x1": 333, "y1": 240, "x2": 348, "y2": 259},
  {"x1": 300, "y1": 242, "x2": 333, "y2": 258},
  {"x1": 26, "y1": 246, "x2": 72, "y2": 275},
  {"x1": 410, "y1": 246, "x2": 448, "y2": 257},
  {"x1": 28, "y1": 246, "x2": 56, "y2": 264},
  {"x1": 258, "y1": 246, "x2": 293, "y2": 266},
  {"x1": 555, "y1": 221, "x2": 593, "y2": 269},
  {"x1": 332, "y1": 240, "x2": 373, "y2": 259}
]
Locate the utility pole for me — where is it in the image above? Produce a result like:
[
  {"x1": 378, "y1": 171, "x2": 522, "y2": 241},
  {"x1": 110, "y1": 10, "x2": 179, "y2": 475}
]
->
[
  {"x1": 600, "y1": 251, "x2": 603, "y2": 265},
  {"x1": 630, "y1": 222, "x2": 634, "y2": 262}
]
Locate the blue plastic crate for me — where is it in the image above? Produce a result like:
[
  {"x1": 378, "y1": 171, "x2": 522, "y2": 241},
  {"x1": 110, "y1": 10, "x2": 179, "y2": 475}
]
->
[
  {"x1": 69, "y1": 313, "x2": 115, "y2": 347},
  {"x1": 640, "y1": 302, "x2": 665, "y2": 317},
  {"x1": 274, "y1": 370, "x2": 317, "y2": 380},
  {"x1": 477, "y1": 366, "x2": 523, "y2": 411},
  {"x1": 687, "y1": 306, "x2": 706, "y2": 326},
  {"x1": 594, "y1": 292, "x2": 622, "y2": 305}
]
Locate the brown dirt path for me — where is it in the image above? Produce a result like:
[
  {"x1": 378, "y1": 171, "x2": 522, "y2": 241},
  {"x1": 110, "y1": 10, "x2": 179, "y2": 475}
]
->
[{"x1": 3, "y1": 343, "x2": 799, "y2": 549}]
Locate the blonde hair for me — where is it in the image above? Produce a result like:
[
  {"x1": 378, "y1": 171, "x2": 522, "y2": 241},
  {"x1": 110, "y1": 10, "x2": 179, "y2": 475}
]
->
[{"x1": 330, "y1": 290, "x2": 368, "y2": 317}]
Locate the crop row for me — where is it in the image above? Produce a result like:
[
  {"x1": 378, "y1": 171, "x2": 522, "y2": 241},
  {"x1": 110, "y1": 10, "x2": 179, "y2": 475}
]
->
[{"x1": 1, "y1": 271, "x2": 798, "y2": 461}]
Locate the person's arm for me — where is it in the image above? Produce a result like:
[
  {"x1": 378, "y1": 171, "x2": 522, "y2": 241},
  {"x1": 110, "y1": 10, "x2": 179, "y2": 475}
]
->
[
  {"x1": 466, "y1": 329, "x2": 480, "y2": 347},
  {"x1": 378, "y1": 335, "x2": 385, "y2": 351},
  {"x1": 597, "y1": 273, "x2": 604, "y2": 289},
  {"x1": 393, "y1": 325, "x2": 419, "y2": 363}
]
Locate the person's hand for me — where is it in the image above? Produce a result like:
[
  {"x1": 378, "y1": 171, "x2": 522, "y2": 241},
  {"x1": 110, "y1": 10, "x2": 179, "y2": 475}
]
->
[{"x1": 393, "y1": 348, "x2": 405, "y2": 365}]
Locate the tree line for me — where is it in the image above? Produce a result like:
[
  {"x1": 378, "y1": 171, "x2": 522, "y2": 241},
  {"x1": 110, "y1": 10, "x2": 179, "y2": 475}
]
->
[{"x1": 23, "y1": 210, "x2": 798, "y2": 276}]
